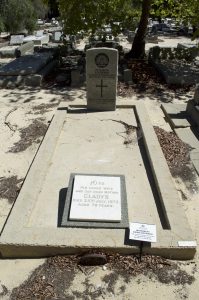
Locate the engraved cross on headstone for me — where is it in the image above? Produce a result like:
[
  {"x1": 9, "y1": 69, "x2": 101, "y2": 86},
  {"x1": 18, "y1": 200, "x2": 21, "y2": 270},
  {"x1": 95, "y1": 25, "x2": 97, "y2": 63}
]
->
[{"x1": 96, "y1": 79, "x2": 107, "y2": 97}]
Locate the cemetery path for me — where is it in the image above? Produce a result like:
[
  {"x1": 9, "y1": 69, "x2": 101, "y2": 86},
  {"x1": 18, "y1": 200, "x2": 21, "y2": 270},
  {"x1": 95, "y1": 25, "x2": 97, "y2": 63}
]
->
[{"x1": 0, "y1": 65, "x2": 198, "y2": 298}]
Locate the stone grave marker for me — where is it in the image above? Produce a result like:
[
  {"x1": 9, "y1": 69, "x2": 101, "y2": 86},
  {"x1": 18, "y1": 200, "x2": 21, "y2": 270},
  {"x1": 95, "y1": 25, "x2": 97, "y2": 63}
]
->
[
  {"x1": 53, "y1": 31, "x2": 62, "y2": 42},
  {"x1": 86, "y1": 47, "x2": 118, "y2": 111},
  {"x1": 36, "y1": 30, "x2": 44, "y2": 37},
  {"x1": 69, "y1": 175, "x2": 121, "y2": 222},
  {"x1": 10, "y1": 35, "x2": 24, "y2": 45}
]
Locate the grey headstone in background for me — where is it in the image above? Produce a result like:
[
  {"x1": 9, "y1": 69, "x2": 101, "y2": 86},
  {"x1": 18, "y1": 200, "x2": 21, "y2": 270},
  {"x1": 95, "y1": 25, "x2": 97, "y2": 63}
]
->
[
  {"x1": 15, "y1": 41, "x2": 34, "y2": 58},
  {"x1": 0, "y1": 52, "x2": 53, "y2": 76},
  {"x1": 86, "y1": 47, "x2": 118, "y2": 111},
  {"x1": 123, "y1": 69, "x2": 133, "y2": 84},
  {"x1": 10, "y1": 35, "x2": 24, "y2": 45},
  {"x1": 71, "y1": 69, "x2": 81, "y2": 87},
  {"x1": 53, "y1": 31, "x2": 62, "y2": 42},
  {"x1": 194, "y1": 84, "x2": 199, "y2": 105},
  {"x1": 36, "y1": 30, "x2": 44, "y2": 37}
]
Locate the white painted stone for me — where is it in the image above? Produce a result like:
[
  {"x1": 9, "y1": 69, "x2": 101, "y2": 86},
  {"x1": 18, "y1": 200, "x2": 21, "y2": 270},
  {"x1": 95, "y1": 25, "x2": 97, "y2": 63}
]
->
[
  {"x1": 35, "y1": 30, "x2": 44, "y2": 37},
  {"x1": 86, "y1": 47, "x2": 118, "y2": 111},
  {"x1": 53, "y1": 31, "x2": 62, "y2": 42},
  {"x1": 69, "y1": 175, "x2": 121, "y2": 222},
  {"x1": 10, "y1": 35, "x2": 24, "y2": 45}
]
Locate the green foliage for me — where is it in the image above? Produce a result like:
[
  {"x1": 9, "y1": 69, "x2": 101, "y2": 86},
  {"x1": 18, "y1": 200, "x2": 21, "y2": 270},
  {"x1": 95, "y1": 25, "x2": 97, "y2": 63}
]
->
[
  {"x1": 32, "y1": 0, "x2": 48, "y2": 19},
  {"x1": 151, "y1": 0, "x2": 199, "y2": 27},
  {"x1": 0, "y1": 16, "x2": 5, "y2": 33},
  {"x1": 2, "y1": 0, "x2": 37, "y2": 34},
  {"x1": 58, "y1": 0, "x2": 140, "y2": 36}
]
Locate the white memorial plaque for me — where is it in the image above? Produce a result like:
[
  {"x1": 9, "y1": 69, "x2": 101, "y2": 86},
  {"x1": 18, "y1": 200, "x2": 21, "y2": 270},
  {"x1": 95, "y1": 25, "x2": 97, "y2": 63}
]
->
[
  {"x1": 129, "y1": 222, "x2": 157, "y2": 243},
  {"x1": 69, "y1": 175, "x2": 121, "y2": 222}
]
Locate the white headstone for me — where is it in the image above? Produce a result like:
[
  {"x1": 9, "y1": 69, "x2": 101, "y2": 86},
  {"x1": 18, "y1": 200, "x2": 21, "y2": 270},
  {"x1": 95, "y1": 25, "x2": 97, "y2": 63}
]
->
[
  {"x1": 86, "y1": 47, "x2": 118, "y2": 111},
  {"x1": 36, "y1": 30, "x2": 44, "y2": 37},
  {"x1": 53, "y1": 31, "x2": 62, "y2": 42},
  {"x1": 69, "y1": 175, "x2": 121, "y2": 222},
  {"x1": 10, "y1": 35, "x2": 24, "y2": 45}
]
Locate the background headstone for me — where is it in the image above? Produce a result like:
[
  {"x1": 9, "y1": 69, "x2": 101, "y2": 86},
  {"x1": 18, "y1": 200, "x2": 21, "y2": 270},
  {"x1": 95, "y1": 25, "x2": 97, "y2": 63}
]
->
[
  {"x1": 53, "y1": 31, "x2": 62, "y2": 42},
  {"x1": 10, "y1": 35, "x2": 24, "y2": 45},
  {"x1": 123, "y1": 69, "x2": 133, "y2": 84},
  {"x1": 86, "y1": 47, "x2": 118, "y2": 111},
  {"x1": 194, "y1": 84, "x2": 199, "y2": 105},
  {"x1": 36, "y1": 30, "x2": 44, "y2": 37}
]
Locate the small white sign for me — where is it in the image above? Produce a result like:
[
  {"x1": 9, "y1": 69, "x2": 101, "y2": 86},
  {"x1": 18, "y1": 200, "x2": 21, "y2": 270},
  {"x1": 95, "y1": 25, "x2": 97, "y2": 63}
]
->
[
  {"x1": 178, "y1": 241, "x2": 197, "y2": 247},
  {"x1": 129, "y1": 222, "x2": 157, "y2": 243}
]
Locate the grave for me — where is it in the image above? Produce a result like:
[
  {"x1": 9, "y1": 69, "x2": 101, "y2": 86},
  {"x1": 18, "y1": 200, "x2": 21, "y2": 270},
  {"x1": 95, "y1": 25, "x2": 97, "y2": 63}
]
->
[
  {"x1": 10, "y1": 35, "x2": 24, "y2": 45},
  {"x1": 161, "y1": 85, "x2": 199, "y2": 175},
  {"x1": 149, "y1": 46, "x2": 199, "y2": 85},
  {"x1": 0, "y1": 98, "x2": 196, "y2": 259},
  {"x1": 23, "y1": 34, "x2": 49, "y2": 46},
  {"x1": 0, "y1": 42, "x2": 34, "y2": 58},
  {"x1": 0, "y1": 52, "x2": 57, "y2": 87},
  {"x1": 86, "y1": 48, "x2": 118, "y2": 111}
]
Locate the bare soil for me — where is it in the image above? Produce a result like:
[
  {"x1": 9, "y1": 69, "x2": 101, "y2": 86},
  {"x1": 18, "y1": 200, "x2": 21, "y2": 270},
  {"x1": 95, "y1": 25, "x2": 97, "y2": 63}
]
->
[
  {"x1": 10, "y1": 253, "x2": 196, "y2": 300},
  {"x1": 0, "y1": 176, "x2": 23, "y2": 204},
  {"x1": 9, "y1": 119, "x2": 48, "y2": 153}
]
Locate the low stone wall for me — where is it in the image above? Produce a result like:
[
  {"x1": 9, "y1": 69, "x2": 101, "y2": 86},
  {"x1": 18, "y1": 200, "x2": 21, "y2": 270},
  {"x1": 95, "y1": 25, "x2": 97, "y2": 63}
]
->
[
  {"x1": 148, "y1": 46, "x2": 199, "y2": 62},
  {"x1": 148, "y1": 46, "x2": 199, "y2": 86}
]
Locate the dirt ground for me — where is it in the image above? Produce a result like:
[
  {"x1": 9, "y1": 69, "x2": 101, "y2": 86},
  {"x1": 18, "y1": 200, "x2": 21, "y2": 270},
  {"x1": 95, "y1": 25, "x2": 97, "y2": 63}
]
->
[{"x1": 0, "y1": 36, "x2": 199, "y2": 299}]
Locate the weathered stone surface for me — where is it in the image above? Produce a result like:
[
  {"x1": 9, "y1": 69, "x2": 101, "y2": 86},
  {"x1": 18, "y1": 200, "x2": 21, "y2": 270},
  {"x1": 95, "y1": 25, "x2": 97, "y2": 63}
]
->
[
  {"x1": 71, "y1": 69, "x2": 81, "y2": 87},
  {"x1": 23, "y1": 35, "x2": 49, "y2": 45},
  {"x1": 186, "y1": 100, "x2": 199, "y2": 127},
  {"x1": 148, "y1": 46, "x2": 199, "y2": 86},
  {"x1": 194, "y1": 84, "x2": 199, "y2": 104},
  {"x1": 0, "y1": 53, "x2": 53, "y2": 76},
  {"x1": 86, "y1": 47, "x2": 118, "y2": 111},
  {"x1": 123, "y1": 69, "x2": 132, "y2": 83},
  {"x1": 10, "y1": 35, "x2": 24, "y2": 45},
  {"x1": 15, "y1": 41, "x2": 34, "y2": 58},
  {"x1": 0, "y1": 46, "x2": 18, "y2": 58}
]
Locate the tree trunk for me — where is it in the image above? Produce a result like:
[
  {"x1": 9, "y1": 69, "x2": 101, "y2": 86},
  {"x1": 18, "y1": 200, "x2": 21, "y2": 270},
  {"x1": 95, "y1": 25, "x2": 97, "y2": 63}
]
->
[{"x1": 126, "y1": 0, "x2": 152, "y2": 59}]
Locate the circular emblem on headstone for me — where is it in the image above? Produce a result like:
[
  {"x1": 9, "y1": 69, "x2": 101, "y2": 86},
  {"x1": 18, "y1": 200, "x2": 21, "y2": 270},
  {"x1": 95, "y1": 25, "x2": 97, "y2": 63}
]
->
[{"x1": 95, "y1": 53, "x2": 109, "y2": 68}]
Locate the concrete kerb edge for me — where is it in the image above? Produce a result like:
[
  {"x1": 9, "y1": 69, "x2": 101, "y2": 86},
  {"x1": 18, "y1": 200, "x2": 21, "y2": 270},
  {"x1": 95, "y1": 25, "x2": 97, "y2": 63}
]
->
[
  {"x1": 0, "y1": 104, "x2": 68, "y2": 251},
  {"x1": 135, "y1": 102, "x2": 196, "y2": 258}
]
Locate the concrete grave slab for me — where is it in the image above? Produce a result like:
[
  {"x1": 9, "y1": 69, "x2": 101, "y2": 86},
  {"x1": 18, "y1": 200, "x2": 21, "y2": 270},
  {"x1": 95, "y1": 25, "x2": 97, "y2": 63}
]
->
[
  {"x1": 0, "y1": 52, "x2": 53, "y2": 76},
  {"x1": 175, "y1": 128, "x2": 199, "y2": 150},
  {"x1": 0, "y1": 101, "x2": 195, "y2": 259},
  {"x1": 0, "y1": 45, "x2": 19, "y2": 58},
  {"x1": 161, "y1": 103, "x2": 191, "y2": 128},
  {"x1": 154, "y1": 61, "x2": 199, "y2": 86},
  {"x1": 186, "y1": 100, "x2": 199, "y2": 127},
  {"x1": 10, "y1": 35, "x2": 24, "y2": 45},
  {"x1": 35, "y1": 30, "x2": 44, "y2": 37},
  {"x1": 23, "y1": 35, "x2": 49, "y2": 46}
]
